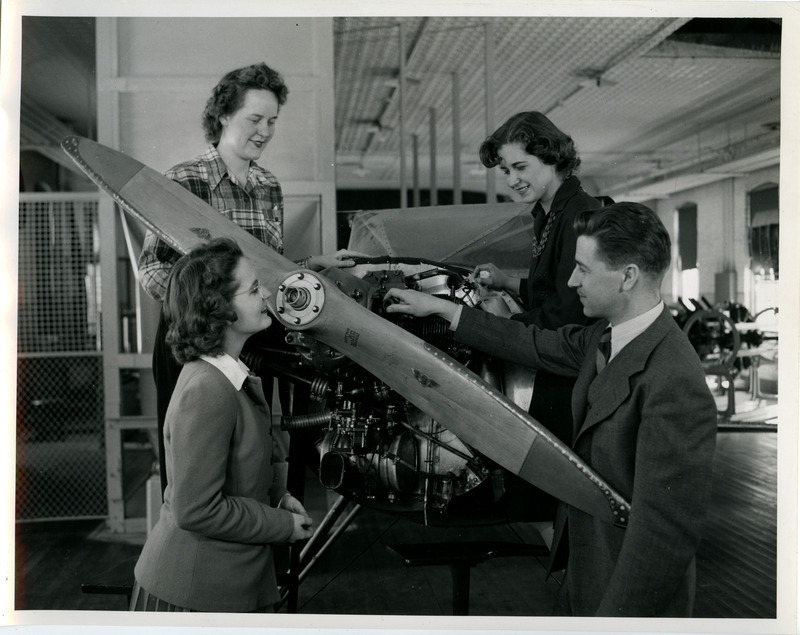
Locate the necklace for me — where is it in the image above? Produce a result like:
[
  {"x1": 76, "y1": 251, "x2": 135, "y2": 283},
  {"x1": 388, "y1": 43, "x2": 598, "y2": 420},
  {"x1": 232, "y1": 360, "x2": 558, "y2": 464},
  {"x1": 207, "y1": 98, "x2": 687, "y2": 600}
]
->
[{"x1": 531, "y1": 207, "x2": 558, "y2": 258}]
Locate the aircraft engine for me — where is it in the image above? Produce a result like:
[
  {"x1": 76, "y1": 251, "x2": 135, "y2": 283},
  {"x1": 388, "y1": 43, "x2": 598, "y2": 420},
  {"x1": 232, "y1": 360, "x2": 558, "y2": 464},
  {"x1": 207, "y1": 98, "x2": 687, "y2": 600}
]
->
[{"x1": 270, "y1": 259, "x2": 529, "y2": 523}]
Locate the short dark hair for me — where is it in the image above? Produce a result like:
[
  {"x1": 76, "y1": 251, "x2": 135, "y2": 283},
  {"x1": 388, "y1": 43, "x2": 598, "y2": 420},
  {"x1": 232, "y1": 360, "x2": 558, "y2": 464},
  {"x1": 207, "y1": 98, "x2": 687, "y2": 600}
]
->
[
  {"x1": 574, "y1": 202, "x2": 672, "y2": 278},
  {"x1": 164, "y1": 238, "x2": 244, "y2": 364},
  {"x1": 478, "y1": 111, "x2": 581, "y2": 178},
  {"x1": 202, "y1": 63, "x2": 289, "y2": 144}
]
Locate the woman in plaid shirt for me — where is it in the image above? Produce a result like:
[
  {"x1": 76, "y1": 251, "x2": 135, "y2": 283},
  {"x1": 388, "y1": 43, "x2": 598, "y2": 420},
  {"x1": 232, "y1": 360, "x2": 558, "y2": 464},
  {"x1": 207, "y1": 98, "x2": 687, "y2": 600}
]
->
[{"x1": 139, "y1": 63, "x2": 361, "y2": 497}]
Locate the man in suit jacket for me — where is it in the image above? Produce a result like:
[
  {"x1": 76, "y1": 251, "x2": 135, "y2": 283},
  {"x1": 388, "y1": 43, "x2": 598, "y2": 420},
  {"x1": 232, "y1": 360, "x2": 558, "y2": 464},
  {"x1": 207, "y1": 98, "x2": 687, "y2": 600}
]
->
[{"x1": 384, "y1": 202, "x2": 717, "y2": 617}]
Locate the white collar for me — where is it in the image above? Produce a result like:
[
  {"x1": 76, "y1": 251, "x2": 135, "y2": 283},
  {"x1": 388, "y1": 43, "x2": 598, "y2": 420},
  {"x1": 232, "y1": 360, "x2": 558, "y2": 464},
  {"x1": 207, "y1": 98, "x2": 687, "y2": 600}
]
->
[
  {"x1": 200, "y1": 353, "x2": 251, "y2": 390},
  {"x1": 608, "y1": 301, "x2": 664, "y2": 361}
]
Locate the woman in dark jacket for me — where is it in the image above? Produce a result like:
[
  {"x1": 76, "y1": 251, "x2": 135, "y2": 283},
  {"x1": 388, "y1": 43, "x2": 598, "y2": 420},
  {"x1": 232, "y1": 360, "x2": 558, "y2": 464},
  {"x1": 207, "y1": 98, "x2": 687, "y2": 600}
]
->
[{"x1": 472, "y1": 111, "x2": 603, "y2": 521}]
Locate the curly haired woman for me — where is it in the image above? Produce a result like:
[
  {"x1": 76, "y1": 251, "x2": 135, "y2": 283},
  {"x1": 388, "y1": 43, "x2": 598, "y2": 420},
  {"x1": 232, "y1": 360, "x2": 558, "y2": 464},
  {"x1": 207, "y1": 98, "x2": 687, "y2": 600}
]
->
[{"x1": 130, "y1": 238, "x2": 313, "y2": 613}]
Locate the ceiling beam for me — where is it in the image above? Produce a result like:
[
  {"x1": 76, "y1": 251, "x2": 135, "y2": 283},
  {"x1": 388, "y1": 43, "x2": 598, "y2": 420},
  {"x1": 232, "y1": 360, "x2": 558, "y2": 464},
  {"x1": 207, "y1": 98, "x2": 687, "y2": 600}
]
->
[
  {"x1": 601, "y1": 134, "x2": 780, "y2": 199},
  {"x1": 544, "y1": 18, "x2": 689, "y2": 117}
]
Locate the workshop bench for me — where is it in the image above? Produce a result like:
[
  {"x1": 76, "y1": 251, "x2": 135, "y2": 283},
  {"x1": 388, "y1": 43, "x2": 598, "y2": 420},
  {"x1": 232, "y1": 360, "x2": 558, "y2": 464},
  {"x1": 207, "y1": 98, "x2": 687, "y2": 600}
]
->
[{"x1": 386, "y1": 541, "x2": 549, "y2": 615}]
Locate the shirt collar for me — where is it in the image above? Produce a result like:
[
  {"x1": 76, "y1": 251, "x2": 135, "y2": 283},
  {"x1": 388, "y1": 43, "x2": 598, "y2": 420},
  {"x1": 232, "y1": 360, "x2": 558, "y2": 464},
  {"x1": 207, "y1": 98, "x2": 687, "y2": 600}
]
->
[
  {"x1": 200, "y1": 353, "x2": 251, "y2": 390},
  {"x1": 202, "y1": 144, "x2": 265, "y2": 191},
  {"x1": 608, "y1": 301, "x2": 664, "y2": 361},
  {"x1": 200, "y1": 145, "x2": 230, "y2": 190}
]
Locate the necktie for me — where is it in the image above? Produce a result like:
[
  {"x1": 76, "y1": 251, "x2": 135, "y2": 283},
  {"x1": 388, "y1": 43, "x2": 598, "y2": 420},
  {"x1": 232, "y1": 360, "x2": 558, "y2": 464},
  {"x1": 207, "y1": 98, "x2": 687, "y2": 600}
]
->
[{"x1": 596, "y1": 327, "x2": 612, "y2": 373}]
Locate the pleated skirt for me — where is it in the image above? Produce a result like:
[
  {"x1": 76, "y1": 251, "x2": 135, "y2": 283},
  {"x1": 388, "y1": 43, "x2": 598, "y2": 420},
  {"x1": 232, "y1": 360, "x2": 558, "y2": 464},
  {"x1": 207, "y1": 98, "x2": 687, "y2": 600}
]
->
[
  {"x1": 129, "y1": 580, "x2": 193, "y2": 612},
  {"x1": 128, "y1": 579, "x2": 276, "y2": 612}
]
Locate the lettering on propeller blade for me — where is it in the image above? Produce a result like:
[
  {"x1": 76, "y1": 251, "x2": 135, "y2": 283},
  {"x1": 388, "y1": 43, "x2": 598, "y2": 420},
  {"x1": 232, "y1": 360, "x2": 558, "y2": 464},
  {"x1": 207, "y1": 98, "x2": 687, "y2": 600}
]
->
[
  {"x1": 412, "y1": 369, "x2": 439, "y2": 388},
  {"x1": 344, "y1": 328, "x2": 360, "y2": 348},
  {"x1": 190, "y1": 227, "x2": 213, "y2": 241}
]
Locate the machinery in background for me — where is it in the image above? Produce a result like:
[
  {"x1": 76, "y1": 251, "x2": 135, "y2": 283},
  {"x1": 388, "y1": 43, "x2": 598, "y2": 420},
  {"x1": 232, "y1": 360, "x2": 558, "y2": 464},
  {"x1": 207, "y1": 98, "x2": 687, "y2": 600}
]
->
[{"x1": 672, "y1": 297, "x2": 779, "y2": 417}]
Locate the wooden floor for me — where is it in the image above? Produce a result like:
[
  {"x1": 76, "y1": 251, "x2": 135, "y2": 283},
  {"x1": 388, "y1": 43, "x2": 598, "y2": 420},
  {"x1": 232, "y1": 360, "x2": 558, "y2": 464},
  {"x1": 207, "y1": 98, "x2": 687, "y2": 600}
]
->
[{"x1": 14, "y1": 424, "x2": 779, "y2": 619}]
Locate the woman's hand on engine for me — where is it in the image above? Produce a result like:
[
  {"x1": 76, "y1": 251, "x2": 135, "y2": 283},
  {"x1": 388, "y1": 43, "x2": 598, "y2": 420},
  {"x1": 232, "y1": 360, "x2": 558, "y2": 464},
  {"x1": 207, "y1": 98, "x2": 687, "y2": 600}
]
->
[
  {"x1": 471, "y1": 263, "x2": 519, "y2": 295},
  {"x1": 306, "y1": 249, "x2": 370, "y2": 271},
  {"x1": 384, "y1": 288, "x2": 459, "y2": 322}
]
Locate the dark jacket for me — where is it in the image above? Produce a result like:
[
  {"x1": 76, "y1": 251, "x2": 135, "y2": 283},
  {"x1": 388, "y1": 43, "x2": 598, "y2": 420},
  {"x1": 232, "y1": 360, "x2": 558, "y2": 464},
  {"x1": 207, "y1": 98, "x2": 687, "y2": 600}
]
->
[
  {"x1": 455, "y1": 306, "x2": 717, "y2": 616},
  {"x1": 510, "y1": 176, "x2": 603, "y2": 448},
  {"x1": 514, "y1": 175, "x2": 602, "y2": 330}
]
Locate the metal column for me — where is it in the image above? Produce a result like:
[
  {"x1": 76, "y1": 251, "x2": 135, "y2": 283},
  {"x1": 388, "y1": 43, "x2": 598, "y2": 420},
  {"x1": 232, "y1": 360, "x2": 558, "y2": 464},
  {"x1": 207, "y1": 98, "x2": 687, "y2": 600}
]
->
[
  {"x1": 412, "y1": 134, "x2": 421, "y2": 207},
  {"x1": 429, "y1": 107, "x2": 437, "y2": 206},
  {"x1": 452, "y1": 73, "x2": 462, "y2": 205},
  {"x1": 398, "y1": 23, "x2": 407, "y2": 208}
]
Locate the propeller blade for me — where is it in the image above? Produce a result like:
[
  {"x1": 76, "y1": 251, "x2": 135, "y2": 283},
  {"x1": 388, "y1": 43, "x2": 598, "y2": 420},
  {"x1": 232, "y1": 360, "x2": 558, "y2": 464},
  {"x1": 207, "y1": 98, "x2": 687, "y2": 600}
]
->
[{"x1": 61, "y1": 135, "x2": 631, "y2": 527}]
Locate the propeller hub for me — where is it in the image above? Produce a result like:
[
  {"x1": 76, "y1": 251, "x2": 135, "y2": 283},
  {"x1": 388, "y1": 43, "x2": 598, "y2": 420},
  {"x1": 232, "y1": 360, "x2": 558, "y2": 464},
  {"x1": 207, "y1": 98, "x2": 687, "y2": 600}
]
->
[{"x1": 275, "y1": 271, "x2": 325, "y2": 327}]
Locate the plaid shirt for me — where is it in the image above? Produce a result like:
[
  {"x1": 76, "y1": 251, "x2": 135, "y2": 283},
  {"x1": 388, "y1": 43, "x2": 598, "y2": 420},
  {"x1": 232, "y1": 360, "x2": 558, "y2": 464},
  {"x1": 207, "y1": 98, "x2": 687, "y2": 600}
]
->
[{"x1": 138, "y1": 145, "x2": 284, "y2": 302}]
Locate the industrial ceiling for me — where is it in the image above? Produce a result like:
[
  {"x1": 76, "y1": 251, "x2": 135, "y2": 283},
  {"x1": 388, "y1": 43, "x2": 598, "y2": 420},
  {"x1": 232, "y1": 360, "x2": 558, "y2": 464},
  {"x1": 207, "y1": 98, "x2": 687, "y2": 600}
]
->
[
  {"x1": 332, "y1": 16, "x2": 781, "y2": 200},
  {"x1": 19, "y1": 16, "x2": 781, "y2": 202}
]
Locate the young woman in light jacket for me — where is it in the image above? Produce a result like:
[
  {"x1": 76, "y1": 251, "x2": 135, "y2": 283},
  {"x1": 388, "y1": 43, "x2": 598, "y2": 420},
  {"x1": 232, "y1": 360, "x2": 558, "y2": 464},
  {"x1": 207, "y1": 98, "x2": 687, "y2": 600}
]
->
[{"x1": 130, "y1": 237, "x2": 313, "y2": 612}]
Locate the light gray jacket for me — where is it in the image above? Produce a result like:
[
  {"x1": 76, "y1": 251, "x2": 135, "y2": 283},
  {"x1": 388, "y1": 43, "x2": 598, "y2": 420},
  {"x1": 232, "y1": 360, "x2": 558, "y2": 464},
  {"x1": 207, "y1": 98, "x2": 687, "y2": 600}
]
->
[{"x1": 134, "y1": 359, "x2": 293, "y2": 611}]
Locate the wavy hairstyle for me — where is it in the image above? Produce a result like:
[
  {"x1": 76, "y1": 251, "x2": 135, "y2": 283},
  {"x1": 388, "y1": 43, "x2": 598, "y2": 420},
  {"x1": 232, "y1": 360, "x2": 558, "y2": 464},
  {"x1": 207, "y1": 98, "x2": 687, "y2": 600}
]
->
[
  {"x1": 202, "y1": 62, "x2": 289, "y2": 144},
  {"x1": 573, "y1": 202, "x2": 672, "y2": 279},
  {"x1": 478, "y1": 111, "x2": 581, "y2": 179},
  {"x1": 163, "y1": 238, "x2": 244, "y2": 364}
]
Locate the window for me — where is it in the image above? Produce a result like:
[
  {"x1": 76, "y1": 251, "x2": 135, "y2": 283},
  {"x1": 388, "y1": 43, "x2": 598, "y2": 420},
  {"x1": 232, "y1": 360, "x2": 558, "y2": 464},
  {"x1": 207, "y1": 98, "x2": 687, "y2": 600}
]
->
[{"x1": 749, "y1": 184, "x2": 779, "y2": 278}]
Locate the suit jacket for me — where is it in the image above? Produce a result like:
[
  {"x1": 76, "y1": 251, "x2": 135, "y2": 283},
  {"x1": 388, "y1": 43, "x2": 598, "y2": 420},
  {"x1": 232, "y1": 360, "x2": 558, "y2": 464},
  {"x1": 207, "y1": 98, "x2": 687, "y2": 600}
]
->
[
  {"x1": 134, "y1": 360, "x2": 294, "y2": 612},
  {"x1": 455, "y1": 305, "x2": 717, "y2": 616}
]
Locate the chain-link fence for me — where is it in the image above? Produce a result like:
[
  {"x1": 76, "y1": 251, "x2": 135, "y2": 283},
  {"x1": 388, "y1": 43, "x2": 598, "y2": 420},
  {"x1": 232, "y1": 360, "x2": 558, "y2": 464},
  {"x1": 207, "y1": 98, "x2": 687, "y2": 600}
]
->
[{"x1": 16, "y1": 194, "x2": 107, "y2": 521}]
